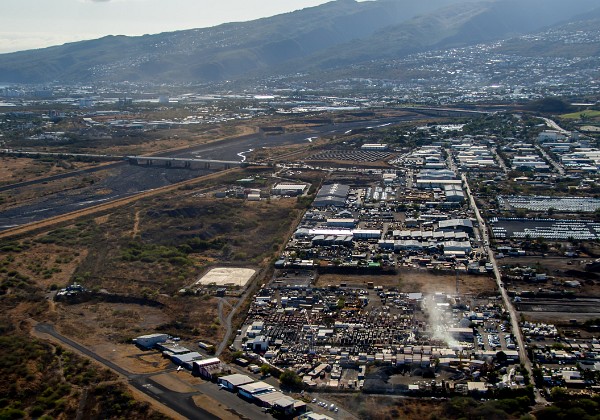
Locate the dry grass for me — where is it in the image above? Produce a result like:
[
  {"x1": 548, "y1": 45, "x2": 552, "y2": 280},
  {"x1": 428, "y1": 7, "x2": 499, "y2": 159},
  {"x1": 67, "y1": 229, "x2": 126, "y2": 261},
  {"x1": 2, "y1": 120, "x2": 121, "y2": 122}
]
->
[
  {"x1": 328, "y1": 394, "x2": 446, "y2": 420},
  {"x1": 0, "y1": 157, "x2": 102, "y2": 186},
  {"x1": 1, "y1": 168, "x2": 302, "y2": 366}
]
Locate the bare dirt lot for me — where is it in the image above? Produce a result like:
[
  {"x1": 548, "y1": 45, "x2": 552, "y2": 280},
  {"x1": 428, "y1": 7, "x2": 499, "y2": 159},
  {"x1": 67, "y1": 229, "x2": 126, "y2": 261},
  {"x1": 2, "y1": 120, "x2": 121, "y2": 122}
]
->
[
  {"x1": 150, "y1": 372, "x2": 202, "y2": 393},
  {"x1": 317, "y1": 270, "x2": 497, "y2": 296},
  {"x1": 501, "y1": 256, "x2": 600, "y2": 296},
  {"x1": 54, "y1": 301, "x2": 170, "y2": 343},
  {"x1": 520, "y1": 311, "x2": 600, "y2": 324},
  {"x1": 326, "y1": 394, "x2": 447, "y2": 420},
  {"x1": 192, "y1": 395, "x2": 240, "y2": 420}
]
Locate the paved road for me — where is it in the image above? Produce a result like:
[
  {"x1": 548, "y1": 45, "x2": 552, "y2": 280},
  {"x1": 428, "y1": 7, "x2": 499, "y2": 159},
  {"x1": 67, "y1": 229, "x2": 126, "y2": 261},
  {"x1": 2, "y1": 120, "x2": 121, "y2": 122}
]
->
[
  {"x1": 216, "y1": 297, "x2": 233, "y2": 353},
  {"x1": 537, "y1": 117, "x2": 567, "y2": 175},
  {"x1": 540, "y1": 117, "x2": 570, "y2": 135},
  {"x1": 461, "y1": 175, "x2": 545, "y2": 405},
  {"x1": 535, "y1": 144, "x2": 565, "y2": 176},
  {"x1": 492, "y1": 147, "x2": 509, "y2": 174},
  {"x1": 34, "y1": 323, "x2": 219, "y2": 419},
  {"x1": 216, "y1": 277, "x2": 262, "y2": 356}
]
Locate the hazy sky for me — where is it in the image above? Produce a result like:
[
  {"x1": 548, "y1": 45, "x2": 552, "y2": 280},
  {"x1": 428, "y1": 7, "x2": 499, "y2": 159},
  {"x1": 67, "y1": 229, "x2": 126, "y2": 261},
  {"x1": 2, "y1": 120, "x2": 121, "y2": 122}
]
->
[{"x1": 1, "y1": 0, "x2": 340, "y2": 54}]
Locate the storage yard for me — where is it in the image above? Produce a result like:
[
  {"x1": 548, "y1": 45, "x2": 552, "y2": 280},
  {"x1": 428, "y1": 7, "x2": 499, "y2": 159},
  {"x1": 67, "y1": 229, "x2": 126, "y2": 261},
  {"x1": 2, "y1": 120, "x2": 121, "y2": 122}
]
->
[
  {"x1": 491, "y1": 218, "x2": 600, "y2": 240},
  {"x1": 498, "y1": 195, "x2": 600, "y2": 213}
]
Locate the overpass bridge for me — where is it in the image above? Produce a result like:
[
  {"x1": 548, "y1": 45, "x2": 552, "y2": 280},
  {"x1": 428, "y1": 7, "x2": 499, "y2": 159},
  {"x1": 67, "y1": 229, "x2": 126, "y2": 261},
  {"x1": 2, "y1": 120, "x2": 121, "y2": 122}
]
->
[
  {"x1": 126, "y1": 155, "x2": 244, "y2": 169},
  {"x1": 1, "y1": 149, "x2": 247, "y2": 170}
]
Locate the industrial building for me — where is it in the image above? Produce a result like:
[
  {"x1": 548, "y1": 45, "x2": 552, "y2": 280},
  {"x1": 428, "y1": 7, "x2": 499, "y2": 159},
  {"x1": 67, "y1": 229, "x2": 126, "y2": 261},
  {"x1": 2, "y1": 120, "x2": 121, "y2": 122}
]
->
[
  {"x1": 361, "y1": 143, "x2": 388, "y2": 151},
  {"x1": 313, "y1": 184, "x2": 350, "y2": 207},
  {"x1": 271, "y1": 183, "x2": 308, "y2": 196},
  {"x1": 192, "y1": 357, "x2": 223, "y2": 379},
  {"x1": 237, "y1": 381, "x2": 275, "y2": 401},
  {"x1": 444, "y1": 185, "x2": 465, "y2": 202},
  {"x1": 217, "y1": 374, "x2": 255, "y2": 391},
  {"x1": 171, "y1": 352, "x2": 203, "y2": 370},
  {"x1": 438, "y1": 219, "x2": 474, "y2": 233},
  {"x1": 416, "y1": 179, "x2": 463, "y2": 189},
  {"x1": 133, "y1": 333, "x2": 168, "y2": 349}
]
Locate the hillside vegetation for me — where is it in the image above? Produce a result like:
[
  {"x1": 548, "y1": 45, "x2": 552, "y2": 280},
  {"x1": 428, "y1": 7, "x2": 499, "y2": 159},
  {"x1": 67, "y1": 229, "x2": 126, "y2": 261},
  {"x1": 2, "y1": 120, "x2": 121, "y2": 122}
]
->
[{"x1": 0, "y1": 0, "x2": 598, "y2": 84}]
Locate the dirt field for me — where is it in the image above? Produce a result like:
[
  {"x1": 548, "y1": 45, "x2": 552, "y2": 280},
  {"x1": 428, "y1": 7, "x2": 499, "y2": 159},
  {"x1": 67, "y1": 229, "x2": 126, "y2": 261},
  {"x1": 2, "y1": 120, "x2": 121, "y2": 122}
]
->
[
  {"x1": 150, "y1": 372, "x2": 203, "y2": 393},
  {"x1": 326, "y1": 394, "x2": 446, "y2": 420},
  {"x1": 316, "y1": 270, "x2": 498, "y2": 296},
  {"x1": 55, "y1": 301, "x2": 170, "y2": 341},
  {"x1": 500, "y1": 256, "x2": 590, "y2": 272},
  {"x1": 1, "y1": 166, "x2": 303, "y2": 365},
  {"x1": 520, "y1": 311, "x2": 600, "y2": 324},
  {"x1": 501, "y1": 256, "x2": 600, "y2": 296},
  {"x1": 0, "y1": 156, "x2": 104, "y2": 186},
  {"x1": 192, "y1": 395, "x2": 241, "y2": 420}
]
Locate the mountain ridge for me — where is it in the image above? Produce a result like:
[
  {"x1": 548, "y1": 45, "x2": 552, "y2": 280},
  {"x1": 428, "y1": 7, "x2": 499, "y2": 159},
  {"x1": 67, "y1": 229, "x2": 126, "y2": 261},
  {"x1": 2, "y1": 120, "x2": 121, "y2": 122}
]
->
[{"x1": 0, "y1": 0, "x2": 598, "y2": 84}]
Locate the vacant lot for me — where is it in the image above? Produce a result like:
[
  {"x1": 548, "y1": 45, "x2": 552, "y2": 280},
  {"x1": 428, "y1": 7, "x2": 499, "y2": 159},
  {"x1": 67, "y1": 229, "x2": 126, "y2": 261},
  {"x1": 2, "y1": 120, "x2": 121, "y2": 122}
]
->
[
  {"x1": 0, "y1": 156, "x2": 104, "y2": 186},
  {"x1": 317, "y1": 270, "x2": 497, "y2": 296},
  {"x1": 501, "y1": 256, "x2": 600, "y2": 296},
  {"x1": 0, "y1": 169, "x2": 303, "y2": 367}
]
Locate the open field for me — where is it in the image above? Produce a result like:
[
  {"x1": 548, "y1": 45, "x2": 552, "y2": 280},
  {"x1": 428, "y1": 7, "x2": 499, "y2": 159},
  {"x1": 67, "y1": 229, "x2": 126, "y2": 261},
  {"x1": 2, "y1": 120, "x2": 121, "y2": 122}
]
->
[
  {"x1": 560, "y1": 109, "x2": 600, "y2": 120},
  {"x1": 192, "y1": 395, "x2": 240, "y2": 420},
  {"x1": 0, "y1": 167, "x2": 241, "y2": 239},
  {"x1": 150, "y1": 372, "x2": 200, "y2": 393},
  {"x1": 327, "y1": 394, "x2": 447, "y2": 420},
  {"x1": 520, "y1": 311, "x2": 600, "y2": 324},
  {"x1": 0, "y1": 165, "x2": 305, "y2": 417},
  {"x1": 0, "y1": 156, "x2": 105, "y2": 186}
]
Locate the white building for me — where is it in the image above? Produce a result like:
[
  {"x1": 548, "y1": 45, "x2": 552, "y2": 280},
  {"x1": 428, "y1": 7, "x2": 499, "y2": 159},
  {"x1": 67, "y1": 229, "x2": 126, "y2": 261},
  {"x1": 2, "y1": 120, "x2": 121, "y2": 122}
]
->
[
  {"x1": 361, "y1": 143, "x2": 388, "y2": 151},
  {"x1": 272, "y1": 184, "x2": 307, "y2": 196},
  {"x1": 218, "y1": 373, "x2": 254, "y2": 391},
  {"x1": 237, "y1": 381, "x2": 275, "y2": 401},
  {"x1": 133, "y1": 333, "x2": 169, "y2": 349},
  {"x1": 193, "y1": 357, "x2": 223, "y2": 379}
]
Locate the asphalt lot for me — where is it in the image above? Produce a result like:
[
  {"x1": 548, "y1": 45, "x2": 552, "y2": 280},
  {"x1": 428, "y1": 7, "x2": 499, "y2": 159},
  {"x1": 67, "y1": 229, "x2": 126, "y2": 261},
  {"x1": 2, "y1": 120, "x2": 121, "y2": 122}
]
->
[{"x1": 0, "y1": 164, "x2": 213, "y2": 229}]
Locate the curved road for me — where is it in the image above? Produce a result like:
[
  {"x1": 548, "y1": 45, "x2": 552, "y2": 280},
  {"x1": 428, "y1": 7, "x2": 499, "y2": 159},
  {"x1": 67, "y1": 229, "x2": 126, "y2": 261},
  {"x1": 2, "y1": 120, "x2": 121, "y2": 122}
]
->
[{"x1": 216, "y1": 280, "x2": 260, "y2": 356}]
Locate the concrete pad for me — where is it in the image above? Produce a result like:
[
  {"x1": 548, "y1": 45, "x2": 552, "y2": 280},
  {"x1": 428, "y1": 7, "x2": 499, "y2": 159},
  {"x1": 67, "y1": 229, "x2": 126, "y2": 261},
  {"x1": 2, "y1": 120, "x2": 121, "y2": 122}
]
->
[{"x1": 194, "y1": 267, "x2": 255, "y2": 287}]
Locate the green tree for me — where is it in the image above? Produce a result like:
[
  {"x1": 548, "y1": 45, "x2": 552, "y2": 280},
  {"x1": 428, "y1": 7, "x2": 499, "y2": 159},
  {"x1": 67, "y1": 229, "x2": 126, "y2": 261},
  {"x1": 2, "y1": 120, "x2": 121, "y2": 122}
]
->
[
  {"x1": 279, "y1": 370, "x2": 303, "y2": 390},
  {"x1": 259, "y1": 364, "x2": 271, "y2": 376}
]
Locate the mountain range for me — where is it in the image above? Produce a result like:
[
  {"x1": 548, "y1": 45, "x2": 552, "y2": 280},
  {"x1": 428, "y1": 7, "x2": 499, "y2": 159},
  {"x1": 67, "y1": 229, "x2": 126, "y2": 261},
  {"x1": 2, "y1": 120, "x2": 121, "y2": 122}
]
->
[{"x1": 0, "y1": 0, "x2": 599, "y2": 85}]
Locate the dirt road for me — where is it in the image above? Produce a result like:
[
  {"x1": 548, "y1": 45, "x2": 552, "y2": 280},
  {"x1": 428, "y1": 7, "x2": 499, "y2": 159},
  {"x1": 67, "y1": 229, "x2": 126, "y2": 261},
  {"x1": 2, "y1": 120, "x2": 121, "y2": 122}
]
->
[{"x1": 0, "y1": 168, "x2": 240, "y2": 240}]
